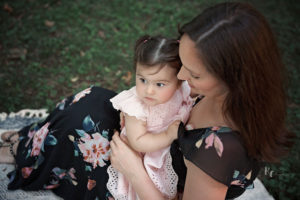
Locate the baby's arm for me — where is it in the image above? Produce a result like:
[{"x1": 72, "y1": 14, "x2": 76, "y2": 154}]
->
[{"x1": 124, "y1": 113, "x2": 179, "y2": 153}]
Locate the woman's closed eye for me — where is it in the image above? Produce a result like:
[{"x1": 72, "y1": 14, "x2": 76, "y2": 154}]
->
[{"x1": 191, "y1": 74, "x2": 200, "y2": 79}]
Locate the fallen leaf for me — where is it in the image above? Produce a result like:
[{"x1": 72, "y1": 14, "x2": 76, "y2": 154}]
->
[
  {"x1": 122, "y1": 71, "x2": 132, "y2": 84},
  {"x1": 98, "y1": 30, "x2": 105, "y2": 38},
  {"x1": 71, "y1": 76, "x2": 79, "y2": 82},
  {"x1": 112, "y1": 27, "x2": 119, "y2": 33},
  {"x1": 115, "y1": 70, "x2": 121, "y2": 76},
  {"x1": 45, "y1": 20, "x2": 55, "y2": 27},
  {"x1": 288, "y1": 103, "x2": 299, "y2": 108},
  {"x1": 80, "y1": 51, "x2": 85, "y2": 57},
  {"x1": 8, "y1": 48, "x2": 27, "y2": 59},
  {"x1": 17, "y1": 14, "x2": 24, "y2": 20},
  {"x1": 3, "y1": 3, "x2": 13, "y2": 13}
]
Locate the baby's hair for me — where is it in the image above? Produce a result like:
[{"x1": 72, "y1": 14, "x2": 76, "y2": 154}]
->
[{"x1": 134, "y1": 35, "x2": 181, "y2": 73}]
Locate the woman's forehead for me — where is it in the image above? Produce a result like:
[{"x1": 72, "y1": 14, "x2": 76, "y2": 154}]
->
[{"x1": 179, "y1": 35, "x2": 206, "y2": 75}]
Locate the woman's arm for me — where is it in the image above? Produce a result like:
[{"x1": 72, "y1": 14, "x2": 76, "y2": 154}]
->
[
  {"x1": 182, "y1": 159, "x2": 228, "y2": 200},
  {"x1": 124, "y1": 113, "x2": 180, "y2": 152},
  {"x1": 110, "y1": 132, "x2": 166, "y2": 200}
]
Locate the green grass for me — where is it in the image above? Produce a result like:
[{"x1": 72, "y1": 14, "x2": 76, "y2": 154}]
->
[{"x1": 0, "y1": 0, "x2": 299, "y2": 199}]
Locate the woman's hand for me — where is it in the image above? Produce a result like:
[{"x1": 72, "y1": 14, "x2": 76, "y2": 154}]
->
[
  {"x1": 110, "y1": 131, "x2": 143, "y2": 177},
  {"x1": 110, "y1": 131, "x2": 166, "y2": 200},
  {"x1": 166, "y1": 120, "x2": 181, "y2": 141}
]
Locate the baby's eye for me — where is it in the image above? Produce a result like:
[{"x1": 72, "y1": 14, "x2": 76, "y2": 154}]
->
[
  {"x1": 156, "y1": 83, "x2": 165, "y2": 87},
  {"x1": 139, "y1": 78, "x2": 147, "y2": 84}
]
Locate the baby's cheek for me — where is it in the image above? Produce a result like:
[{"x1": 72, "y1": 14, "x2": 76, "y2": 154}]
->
[{"x1": 160, "y1": 89, "x2": 176, "y2": 103}]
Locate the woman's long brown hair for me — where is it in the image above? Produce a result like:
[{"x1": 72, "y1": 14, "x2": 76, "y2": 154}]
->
[{"x1": 179, "y1": 2, "x2": 294, "y2": 162}]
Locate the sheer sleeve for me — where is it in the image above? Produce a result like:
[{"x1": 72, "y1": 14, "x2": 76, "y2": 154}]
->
[{"x1": 177, "y1": 122, "x2": 259, "y2": 188}]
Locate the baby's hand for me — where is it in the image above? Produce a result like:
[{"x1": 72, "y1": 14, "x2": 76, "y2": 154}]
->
[{"x1": 167, "y1": 120, "x2": 181, "y2": 141}]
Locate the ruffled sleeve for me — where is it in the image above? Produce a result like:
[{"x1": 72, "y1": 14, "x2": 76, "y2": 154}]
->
[
  {"x1": 174, "y1": 81, "x2": 193, "y2": 123},
  {"x1": 110, "y1": 86, "x2": 148, "y2": 121}
]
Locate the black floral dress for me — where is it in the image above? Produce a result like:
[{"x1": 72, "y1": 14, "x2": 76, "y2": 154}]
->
[
  {"x1": 170, "y1": 121, "x2": 261, "y2": 199},
  {"x1": 7, "y1": 86, "x2": 120, "y2": 200}
]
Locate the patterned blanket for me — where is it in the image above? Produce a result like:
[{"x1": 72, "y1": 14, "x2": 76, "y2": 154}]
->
[{"x1": 0, "y1": 109, "x2": 273, "y2": 200}]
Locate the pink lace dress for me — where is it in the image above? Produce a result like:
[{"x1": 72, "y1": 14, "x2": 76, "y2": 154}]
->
[{"x1": 107, "y1": 81, "x2": 193, "y2": 200}]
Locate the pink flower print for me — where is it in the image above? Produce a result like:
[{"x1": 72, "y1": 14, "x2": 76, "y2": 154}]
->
[
  {"x1": 87, "y1": 179, "x2": 96, "y2": 190},
  {"x1": 78, "y1": 132, "x2": 110, "y2": 168},
  {"x1": 56, "y1": 97, "x2": 67, "y2": 108},
  {"x1": 31, "y1": 122, "x2": 50, "y2": 156},
  {"x1": 204, "y1": 132, "x2": 224, "y2": 157},
  {"x1": 25, "y1": 129, "x2": 37, "y2": 147},
  {"x1": 205, "y1": 133, "x2": 215, "y2": 149},
  {"x1": 213, "y1": 135, "x2": 224, "y2": 157},
  {"x1": 44, "y1": 184, "x2": 60, "y2": 189},
  {"x1": 58, "y1": 172, "x2": 67, "y2": 179},
  {"x1": 231, "y1": 180, "x2": 244, "y2": 186},
  {"x1": 21, "y1": 167, "x2": 33, "y2": 178},
  {"x1": 72, "y1": 87, "x2": 92, "y2": 104},
  {"x1": 211, "y1": 126, "x2": 220, "y2": 131},
  {"x1": 68, "y1": 168, "x2": 77, "y2": 180},
  {"x1": 28, "y1": 129, "x2": 36, "y2": 139}
]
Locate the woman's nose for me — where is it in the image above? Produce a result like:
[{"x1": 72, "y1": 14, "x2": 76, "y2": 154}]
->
[{"x1": 177, "y1": 66, "x2": 187, "y2": 80}]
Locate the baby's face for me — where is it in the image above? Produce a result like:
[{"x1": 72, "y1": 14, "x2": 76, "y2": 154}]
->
[{"x1": 135, "y1": 63, "x2": 180, "y2": 106}]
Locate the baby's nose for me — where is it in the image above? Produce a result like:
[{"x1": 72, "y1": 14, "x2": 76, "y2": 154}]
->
[{"x1": 146, "y1": 85, "x2": 155, "y2": 95}]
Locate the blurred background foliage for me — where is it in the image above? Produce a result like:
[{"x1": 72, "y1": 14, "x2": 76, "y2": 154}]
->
[{"x1": 0, "y1": 0, "x2": 299, "y2": 199}]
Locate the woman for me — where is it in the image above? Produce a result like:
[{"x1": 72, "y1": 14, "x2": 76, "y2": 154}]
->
[{"x1": 109, "y1": 2, "x2": 293, "y2": 199}]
